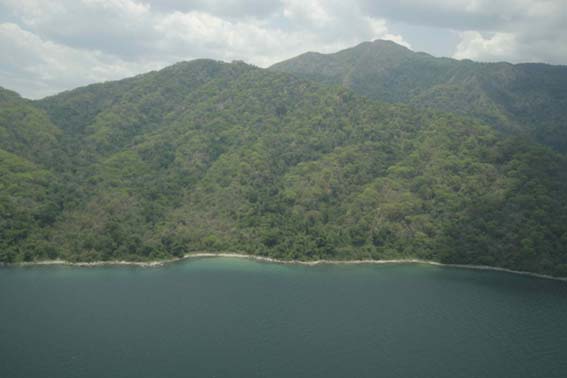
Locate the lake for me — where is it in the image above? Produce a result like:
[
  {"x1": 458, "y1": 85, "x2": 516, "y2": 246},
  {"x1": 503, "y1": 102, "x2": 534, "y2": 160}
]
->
[{"x1": 1, "y1": 258, "x2": 567, "y2": 378}]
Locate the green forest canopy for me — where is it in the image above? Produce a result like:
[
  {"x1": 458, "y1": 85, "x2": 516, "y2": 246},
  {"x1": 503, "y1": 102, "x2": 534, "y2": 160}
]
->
[
  {"x1": 1, "y1": 50, "x2": 567, "y2": 277},
  {"x1": 271, "y1": 39, "x2": 567, "y2": 153}
]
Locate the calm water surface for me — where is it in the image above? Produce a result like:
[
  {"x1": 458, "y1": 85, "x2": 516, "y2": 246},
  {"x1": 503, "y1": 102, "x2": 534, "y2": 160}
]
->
[{"x1": 1, "y1": 258, "x2": 567, "y2": 378}]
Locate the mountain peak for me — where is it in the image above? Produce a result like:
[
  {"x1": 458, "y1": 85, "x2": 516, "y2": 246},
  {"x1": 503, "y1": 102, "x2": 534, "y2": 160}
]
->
[
  {"x1": 269, "y1": 39, "x2": 419, "y2": 85},
  {"x1": 346, "y1": 39, "x2": 413, "y2": 54},
  {"x1": 371, "y1": 39, "x2": 410, "y2": 49},
  {"x1": 270, "y1": 39, "x2": 567, "y2": 152}
]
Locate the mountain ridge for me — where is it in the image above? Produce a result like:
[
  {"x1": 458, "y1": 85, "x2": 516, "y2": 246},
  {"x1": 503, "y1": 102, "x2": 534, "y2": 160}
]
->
[
  {"x1": 271, "y1": 39, "x2": 567, "y2": 152},
  {"x1": 1, "y1": 53, "x2": 567, "y2": 277}
]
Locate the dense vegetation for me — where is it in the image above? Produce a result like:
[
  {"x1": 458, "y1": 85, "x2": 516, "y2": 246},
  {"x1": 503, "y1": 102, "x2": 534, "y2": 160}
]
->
[
  {"x1": 271, "y1": 40, "x2": 567, "y2": 153},
  {"x1": 1, "y1": 56, "x2": 567, "y2": 277}
]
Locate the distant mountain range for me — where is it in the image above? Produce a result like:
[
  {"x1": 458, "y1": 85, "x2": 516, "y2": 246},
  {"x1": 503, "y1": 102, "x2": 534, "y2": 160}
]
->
[{"x1": 1, "y1": 41, "x2": 566, "y2": 277}]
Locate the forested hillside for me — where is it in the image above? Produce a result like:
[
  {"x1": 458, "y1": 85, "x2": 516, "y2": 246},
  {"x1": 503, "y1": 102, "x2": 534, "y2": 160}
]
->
[
  {"x1": 0, "y1": 88, "x2": 66, "y2": 262},
  {"x1": 1, "y1": 58, "x2": 567, "y2": 276},
  {"x1": 271, "y1": 40, "x2": 567, "y2": 152}
]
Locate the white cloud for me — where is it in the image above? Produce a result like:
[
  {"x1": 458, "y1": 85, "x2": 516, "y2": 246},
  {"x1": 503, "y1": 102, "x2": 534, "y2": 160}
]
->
[
  {"x1": 0, "y1": 22, "x2": 162, "y2": 98},
  {"x1": 0, "y1": 0, "x2": 565, "y2": 98},
  {"x1": 144, "y1": 0, "x2": 283, "y2": 19},
  {"x1": 382, "y1": 33, "x2": 412, "y2": 49},
  {"x1": 454, "y1": 31, "x2": 517, "y2": 62},
  {"x1": 357, "y1": 0, "x2": 567, "y2": 64},
  {"x1": 0, "y1": 0, "x2": 155, "y2": 59},
  {"x1": 154, "y1": 6, "x2": 392, "y2": 67},
  {"x1": 454, "y1": 29, "x2": 567, "y2": 64},
  {"x1": 282, "y1": 0, "x2": 333, "y2": 26},
  {"x1": 450, "y1": 0, "x2": 567, "y2": 64},
  {"x1": 0, "y1": 0, "x2": 400, "y2": 98}
]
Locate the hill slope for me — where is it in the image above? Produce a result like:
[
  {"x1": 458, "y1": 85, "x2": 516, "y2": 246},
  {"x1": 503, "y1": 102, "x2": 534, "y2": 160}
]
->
[
  {"x1": 0, "y1": 88, "x2": 65, "y2": 261},
  {"x1": 270, "y1": 40, "x2": 567, "y2": 152},
  {"x1": 0, "y1": 60, "x2": 566, "y2": 276}
]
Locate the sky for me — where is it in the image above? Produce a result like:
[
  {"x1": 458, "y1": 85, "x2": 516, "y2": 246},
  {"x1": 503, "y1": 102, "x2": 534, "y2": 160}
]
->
[{"x1": 1, "y1": 0, "x2": 566, "y2": 99}]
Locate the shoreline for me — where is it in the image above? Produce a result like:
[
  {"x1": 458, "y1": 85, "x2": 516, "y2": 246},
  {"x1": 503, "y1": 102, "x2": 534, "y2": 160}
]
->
[{"x1": 2, "y1": 252, "x2": 567, "y2": 282}]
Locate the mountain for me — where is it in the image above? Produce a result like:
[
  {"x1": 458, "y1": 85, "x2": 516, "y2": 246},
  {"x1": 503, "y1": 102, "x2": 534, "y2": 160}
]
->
[
  {"x1": 270, "y1": 40, "x2": 567, "y2": 152},
  {"x1": 1, "y1": 58, "x2": 566, "y2": 277}
]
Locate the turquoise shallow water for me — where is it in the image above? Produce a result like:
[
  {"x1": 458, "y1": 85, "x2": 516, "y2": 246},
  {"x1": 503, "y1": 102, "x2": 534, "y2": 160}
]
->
[{"x1": 1, "y1": 258, "x2": 567, "y2": 378}]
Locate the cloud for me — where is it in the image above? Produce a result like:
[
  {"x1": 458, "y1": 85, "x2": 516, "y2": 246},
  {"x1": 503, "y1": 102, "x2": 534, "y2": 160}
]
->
[
  {"x1": 144, "y1": 0, "x2": 284, "y2": 19},
  {"x1": 359, "y1": 0, "x2": 560, "y2": 31},
  {"x1": 0, "y1": 22, "x2": 161, "y2": 99},
  {"x1": 358, "y1": 0, "x2": 567, "y2": 64},
  {"x1": 454, "y1": 30, "x2": 567, "y2": 64},
  {"x1": 0, "y1": 0, "x2": 155, "y2": 59},
  {"x1": 0, "y1": 0, "x2": 401, "y2": 98},
  {"x1": 0, "y1": 0, "x2": 565, "y2": 98},
  {"x1": 454, "y1": 31, "x2": 517, "y2": 62},
  {"x1": 382, "y1": 34, "x2": 412, "y2": 49}
]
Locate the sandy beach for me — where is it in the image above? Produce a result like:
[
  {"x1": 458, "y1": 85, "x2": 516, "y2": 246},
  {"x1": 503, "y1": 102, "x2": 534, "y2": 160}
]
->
[{"x1": 2, "y1": 252, "x2": 566, "y2": 282}]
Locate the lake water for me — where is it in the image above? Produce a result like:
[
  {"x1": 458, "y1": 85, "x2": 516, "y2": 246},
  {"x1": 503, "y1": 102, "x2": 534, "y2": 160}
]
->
[{"x1": 1, "y1": 258, "x2": 567, "y2": 378}]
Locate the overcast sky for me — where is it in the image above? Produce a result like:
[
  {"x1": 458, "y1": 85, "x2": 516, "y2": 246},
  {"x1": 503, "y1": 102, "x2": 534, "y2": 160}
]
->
[{"x1": 1, "y1": 0, "x2": 566, "y2": 99}]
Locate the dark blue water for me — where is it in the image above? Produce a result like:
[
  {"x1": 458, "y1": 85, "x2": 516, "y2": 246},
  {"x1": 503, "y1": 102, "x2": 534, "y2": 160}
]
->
[{"x1": 1, "y1": 258, "x2": 567, "y2": 378}]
